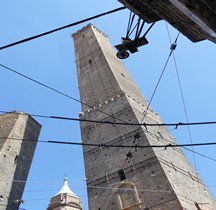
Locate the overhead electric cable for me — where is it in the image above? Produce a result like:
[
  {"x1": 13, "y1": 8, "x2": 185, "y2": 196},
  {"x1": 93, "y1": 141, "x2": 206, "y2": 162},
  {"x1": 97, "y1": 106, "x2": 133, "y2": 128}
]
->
[
  {"x1": 2, "y1": 110, "x2": 216, "y2": 128},
  {"x1": 183, "y1": 146, "x2": 216, "y2": 162},
  {"x1": 0, "y1": 7, "x2": 126, "y2": 50},
  {"x1": 145, "y1": 128, "x2": 216, "y2": 163},
  {"x1": 47, "y1": 140, "x2": 216, "y2": 150},
  {"x1": 1, "y1": 180, "x2": 214, "y2": 192},
  {"x1": 6, "y1": 130, "x2": 213, "y2": 161},
  {"x1": 2, "y1": 136, "x2": 216, "y2": 153},
  {"x1": 0, "y1": 64, "x2": 128, "y2": 124},
  {"x1": 0, "y1": 64, "x2": 80, "y2": 102}
]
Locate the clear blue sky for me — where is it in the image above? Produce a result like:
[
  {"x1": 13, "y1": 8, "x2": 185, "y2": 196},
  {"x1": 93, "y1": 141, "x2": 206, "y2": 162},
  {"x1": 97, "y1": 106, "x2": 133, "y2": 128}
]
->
[{"x1": 1, "y1": 1, "x2": 216, "y2": 210}]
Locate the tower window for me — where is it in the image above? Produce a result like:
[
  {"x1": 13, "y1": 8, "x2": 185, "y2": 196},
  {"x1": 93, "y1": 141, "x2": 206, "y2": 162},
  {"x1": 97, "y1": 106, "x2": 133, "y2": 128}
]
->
[
  {"x1": 116, "y1": 181, "x2": 141, "y2": 210},
  {"x1": 118, "y1": 170, "x2": 126, "y2": 181},
  {"x1": 14, "y1": 155, "x2": 19, "y2": 164},
  {"x1": 195, "y1": 202, "x2": 211, "y2": 210}
]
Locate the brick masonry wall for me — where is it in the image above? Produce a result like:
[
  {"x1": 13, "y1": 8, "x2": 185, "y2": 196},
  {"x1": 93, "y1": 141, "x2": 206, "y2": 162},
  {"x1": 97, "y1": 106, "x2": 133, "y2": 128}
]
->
[
  {"x1": 73, "y1": 24, "x2": 216, "y2": 210},
  {"x1": 0, "y1": 112, "x2": 41, "y2": 210}
]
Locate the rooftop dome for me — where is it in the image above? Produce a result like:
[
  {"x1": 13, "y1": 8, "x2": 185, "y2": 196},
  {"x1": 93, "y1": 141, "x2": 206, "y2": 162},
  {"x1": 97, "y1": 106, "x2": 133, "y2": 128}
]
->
[{"x1": 56, "y1": 177, "x2": 78, "y2": 197}]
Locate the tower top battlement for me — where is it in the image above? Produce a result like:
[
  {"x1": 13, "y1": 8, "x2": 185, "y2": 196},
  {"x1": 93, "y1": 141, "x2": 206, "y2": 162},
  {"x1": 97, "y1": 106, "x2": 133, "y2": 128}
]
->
[{"x1": 72, "y1": 23, "x2": 108, "y2": 39}]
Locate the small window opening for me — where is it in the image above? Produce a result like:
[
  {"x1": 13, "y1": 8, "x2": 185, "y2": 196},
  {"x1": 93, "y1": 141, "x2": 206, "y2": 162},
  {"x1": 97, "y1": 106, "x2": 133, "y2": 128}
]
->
[
  {"x1": 118, "y1": 170, "x2": 126, "y2": 181},
  {"x1": 157, "y1": 131, "x2": 163, "y2": 139},
  {"x1": 14, "y1": 155, "x2": 19, "y2": 164},
  {"x1": 195, "y1": 202, "x2": 211, "y2": 210}
]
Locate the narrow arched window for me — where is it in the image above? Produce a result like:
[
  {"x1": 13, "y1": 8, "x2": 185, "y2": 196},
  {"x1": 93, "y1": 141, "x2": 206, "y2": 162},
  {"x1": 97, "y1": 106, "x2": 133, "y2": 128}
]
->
[{"x1": 117, "y1": 181, "x2": 141, "y2": 210}]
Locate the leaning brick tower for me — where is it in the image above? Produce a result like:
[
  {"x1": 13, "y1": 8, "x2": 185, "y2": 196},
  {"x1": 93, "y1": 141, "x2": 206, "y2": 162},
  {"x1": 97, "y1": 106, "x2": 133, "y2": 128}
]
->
[
  {"x1": 0, "y1": 112, "x2": 41, "y2": 210},
  {"x1": 72, "y1": 24, "x2": 216, "y2": 210}
]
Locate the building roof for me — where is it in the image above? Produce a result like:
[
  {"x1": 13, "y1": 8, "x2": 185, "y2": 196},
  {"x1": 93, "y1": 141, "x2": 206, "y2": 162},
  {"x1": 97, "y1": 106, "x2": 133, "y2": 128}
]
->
[
  {"x1": 56, "y1": 178, "x2": 78, "y2": 197},
  {"x1": 118, "y1": 0, "x2": 216, "y2": 44}
]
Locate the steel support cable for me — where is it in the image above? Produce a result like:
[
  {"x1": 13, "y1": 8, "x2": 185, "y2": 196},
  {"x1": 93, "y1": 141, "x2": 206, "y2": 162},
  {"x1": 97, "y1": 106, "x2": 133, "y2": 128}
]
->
[
  {"x1": 119, "y1": 42, "x2": 175, "y2": 172},
  {"x1": 133, "y1": 18, "x2": 145, "y2": 47},
  {"x1": 165, "y1": 22, "x2": 202, "y2": 202},
  {"x1": 134, "y1": 18, "x2": 144, "y2": 40},
  {"x1": 126, "y1": 12, "x2": 135, "y2": 38},
  {"x1": 123, "y1": 30, "x2": 180, "y2": 166},
  {"x1": 172, "y1": 37, "x2": 197, "y2": 167},
  {"x1": 126, "y1": 13, "x2": 155, "y2": 39},
  {"x1": 143, "y1": 33, "x2": 180, "y2": 119},
  {"x1": 174, "y1": 51, "x2": 197, "y2": 167},
  {"x1": 0, "y1": 7, "x2": 126, "y2": 50},
  {"x1": 119, "y1": 31, "x2": 180, "y2": 182},
  {"x1": 119, "y1": 29, "x2": 181, "y2": 176},
  {"x1": 128, "y1": 21, "x2": 139, "y2": 38},
  {"x1": 165, "y1": 24, "x2": 197, "y2": 167}
]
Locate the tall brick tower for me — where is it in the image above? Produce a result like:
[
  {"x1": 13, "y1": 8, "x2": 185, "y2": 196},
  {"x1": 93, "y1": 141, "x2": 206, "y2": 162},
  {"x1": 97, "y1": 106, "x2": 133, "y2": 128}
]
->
[
  {"x1": 72, "y1": 24, "x2": 216, "y2": 210},
  {"x1": 0, "y1": 112, "x2": 41, "y2": 210}
]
